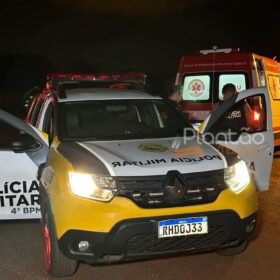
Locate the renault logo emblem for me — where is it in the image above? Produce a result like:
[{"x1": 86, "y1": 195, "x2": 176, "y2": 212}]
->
[{"x1": 164, "y1": 171, "x2": 187, "y2": 203}]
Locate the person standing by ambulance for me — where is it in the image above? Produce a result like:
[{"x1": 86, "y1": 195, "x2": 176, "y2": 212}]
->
[
  {"x1": 219, "y1": 83, "x2": 253, "y2": 132},
  {"x1": 165, "y1": 85, "x2": 182, "y2": 111}
]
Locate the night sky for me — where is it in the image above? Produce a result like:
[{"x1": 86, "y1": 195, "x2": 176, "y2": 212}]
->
[{"x1": 0, "y1": 0, "x2": 279, "y2": 112}]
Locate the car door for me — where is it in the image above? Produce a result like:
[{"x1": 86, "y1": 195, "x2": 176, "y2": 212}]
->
[
  {"x1": 200, "y1": 87, "x2": 273, "y2": 191},
  {"x1": 0, "y1": 109, "x2": 48, "y2": 220}
]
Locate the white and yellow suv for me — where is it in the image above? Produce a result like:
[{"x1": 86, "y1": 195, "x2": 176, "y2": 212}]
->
[{"x1": 0, "y1": 84, "x2": 273, "y2": 277}]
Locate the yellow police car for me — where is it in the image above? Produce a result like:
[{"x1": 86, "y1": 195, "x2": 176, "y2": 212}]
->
[{"x1": 0, "y1": 85, "x2": 273, "y2": 277}]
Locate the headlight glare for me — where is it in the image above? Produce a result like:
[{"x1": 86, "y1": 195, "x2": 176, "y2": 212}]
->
[
  {"x1": 68, "y1": 172, "x2": 117, "y2": 202},
  {"x1": 225, "y1": 161, "x2": 250, "y2": 194}
]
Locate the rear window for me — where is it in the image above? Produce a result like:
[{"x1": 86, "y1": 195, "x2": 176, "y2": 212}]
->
[
  {"x1": 182, "y1": 72, "x2": 248, "y2": 103},
  {"x1": 218, "y1": 74, "x2": 247, "y2": 100},
  {"x1": 183, "y1": 75, "x2": 210, "y2": 101}
]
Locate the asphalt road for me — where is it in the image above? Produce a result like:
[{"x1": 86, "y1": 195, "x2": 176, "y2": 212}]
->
[{"x1": 0, "y1": 156, "x2": 279, "y2": 280}]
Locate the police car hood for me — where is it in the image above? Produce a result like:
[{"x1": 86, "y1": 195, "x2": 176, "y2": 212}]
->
[{"x1": 59, "y1": 137, "x2": 231, "y2": 177}]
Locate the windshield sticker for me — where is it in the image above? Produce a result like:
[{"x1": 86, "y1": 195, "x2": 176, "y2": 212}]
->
[
  {"x1": 138, "y1": 143, "x2": 168, "y2": 153},
  {"x1": 112, "y1": 155, "x2": 222, "y2": 167}
]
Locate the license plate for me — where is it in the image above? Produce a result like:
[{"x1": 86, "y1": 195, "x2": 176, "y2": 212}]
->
[{"x1": 158, "y1": 217, "x2": 208, "y2": 238}]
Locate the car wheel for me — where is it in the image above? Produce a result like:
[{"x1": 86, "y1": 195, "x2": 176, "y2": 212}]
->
[
  {"x1": 41, "y1": 201, "x2": 78, "y2": 277},
  {"x1": 217, "y1": 240, "x2": 248, "y2": 256}
]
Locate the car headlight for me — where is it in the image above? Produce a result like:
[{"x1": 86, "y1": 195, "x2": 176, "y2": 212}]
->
[
  {"x1": 225, "y1": 160, "x2": 250, "y2": 194},
  {"x1": 68, "y1": 172, "x2": 117, "y2": 202}
]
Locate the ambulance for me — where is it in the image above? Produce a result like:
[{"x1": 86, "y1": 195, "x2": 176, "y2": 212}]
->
[{"x1": 175, "y1": 48, "x2": 280, "y2": 146}]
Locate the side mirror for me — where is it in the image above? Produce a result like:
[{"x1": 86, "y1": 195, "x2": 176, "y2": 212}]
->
[{"x1": 12, "y1": 134, "x2": 40, "y2": 153}]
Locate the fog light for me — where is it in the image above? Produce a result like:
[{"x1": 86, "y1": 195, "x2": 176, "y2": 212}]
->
[{"x1": 78, "y1": 241, "x2": 90, "y2": 252}]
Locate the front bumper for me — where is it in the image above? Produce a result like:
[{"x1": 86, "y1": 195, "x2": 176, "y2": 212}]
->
[{"x1": 58, "y1": 211, "x2": 257, "y2": 264}]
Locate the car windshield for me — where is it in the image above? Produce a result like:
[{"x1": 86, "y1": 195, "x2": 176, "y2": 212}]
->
[{"x1": 60, "y1": 99, "x2": 195, "y2": 141}]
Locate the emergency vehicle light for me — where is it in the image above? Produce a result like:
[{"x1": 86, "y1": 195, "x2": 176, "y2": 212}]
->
[
  {"x1": 200, "y1": 48, "x2": 240, "y2": 55},
  {"x1": 47, "y1": 72, "x2": 147, "y2": 84}
]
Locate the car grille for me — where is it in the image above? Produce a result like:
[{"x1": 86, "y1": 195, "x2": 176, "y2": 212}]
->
[
  {"x1": 117, "y1": 170, "x2": 226, "y2": 208},
  {"x1": 126, "y1": 225, "x2": 228, "y2": 256}
]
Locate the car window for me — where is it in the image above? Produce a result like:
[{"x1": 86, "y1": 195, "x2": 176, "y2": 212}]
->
[
  {"x1": 42, "y1": 102, "x2": 55, "y2": 140},
  {"x1": 183, "y1": 75, "x2": 211, "y2": 101},
  {"x1": 30, "y1": 99, "x2": 44, "y2": 126},
  {"x1": 208, "y1": 95, "x2": 266, "y2": 140},
  {"x1": 0, "y1": 120, "x2": 20, "y2": 150},
  {"x1": 61, "y1": 99, "x2": 194, "y2": 140},
  {"x1": 218, "y1": 74, "x2": 247, "y2": 100},
  {"x1": 268, "y1": 74, "x2": 280, "y2": 100},
  {"x1": 37, "y1": 96, "x2": 53, "y2": 130}
]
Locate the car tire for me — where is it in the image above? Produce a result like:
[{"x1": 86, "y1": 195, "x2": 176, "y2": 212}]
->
[
  {"x1": 41, "y1": 201, "x2": 78, "y2": 277},
  {"x1": 217, "y1": 240, "x2": 248, "y2": 256}
]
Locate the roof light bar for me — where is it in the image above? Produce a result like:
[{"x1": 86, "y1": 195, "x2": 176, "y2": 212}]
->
[
  {"x1": 46, "y1": 72, "x2": 147, "y2": 84},
  {"x1": 199, "y1": 48, "x2": 240, "y2": 55}
]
